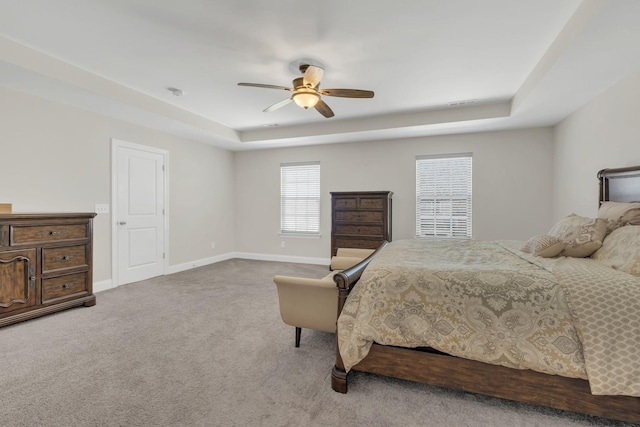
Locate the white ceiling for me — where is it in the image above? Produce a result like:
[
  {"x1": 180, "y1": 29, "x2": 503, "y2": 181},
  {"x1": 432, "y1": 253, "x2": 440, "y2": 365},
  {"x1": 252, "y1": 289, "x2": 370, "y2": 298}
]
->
[{"x1": 1, "y1": 0, "x2": 640, "y2": 151}]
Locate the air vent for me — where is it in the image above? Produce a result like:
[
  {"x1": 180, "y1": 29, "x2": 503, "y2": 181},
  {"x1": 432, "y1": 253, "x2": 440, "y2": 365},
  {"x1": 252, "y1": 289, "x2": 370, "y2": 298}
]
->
[{"x1": 449, "y1": 99, "x2": 477, "y2": 107}]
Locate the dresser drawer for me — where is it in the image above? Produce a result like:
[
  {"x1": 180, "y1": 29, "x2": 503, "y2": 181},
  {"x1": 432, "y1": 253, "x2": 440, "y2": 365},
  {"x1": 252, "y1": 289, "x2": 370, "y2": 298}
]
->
[
  {"x1": 11, "y1": 224, "x2": 87, "y2": 245},
  {"x1": 334, "y1": 224, "x2": 384, "y2": 236},
  {"x1": 42, "y1": 272, "x2": 88, "y2": 303},
  {"x1": 358, "y1": 197, "x2": 385, "y2": 209},
  {"x1": 334, "y1": 198, "x2": 357, "y2": 209},
  {"x1": 335, "y1": 211, "x2": 384, "y2": 223},
  {"x1": 334, "y1": 238, "x2": 383, "y2": 251},
  {"x1": 42, "y1": 245, "x2": 87, "y2": 273},
  {"x1": 334, "y1": 197, "x2": 386, "y2": 210}
]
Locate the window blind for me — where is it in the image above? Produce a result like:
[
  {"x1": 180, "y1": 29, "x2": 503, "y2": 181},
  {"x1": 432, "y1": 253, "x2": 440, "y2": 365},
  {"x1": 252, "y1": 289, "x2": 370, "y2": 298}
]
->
[
  {"x1": 280, "y1": 162, "x2": 320, "y2": 234},
  {"x1": 416, "y1": 154, "x2": 472, "y2": 239}
]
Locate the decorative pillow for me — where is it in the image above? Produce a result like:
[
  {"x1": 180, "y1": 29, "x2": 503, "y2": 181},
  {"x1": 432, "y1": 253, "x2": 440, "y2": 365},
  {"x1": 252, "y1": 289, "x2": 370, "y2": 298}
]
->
[
  {"x1": 604, "y1": 218, "x2": 624, "y2": 235},
  {"x1": 598, "y1": 202, "x2": 640, "y2": 233},
  {"x1": 522, "y1": 235, "x2": 565, "y2": 257},
  {"x1": 591, "y1": 225, "x2": 640, "y2": 277},
  {"x1": 548, "y1": 214, "x2": 607, "y2": 257}
]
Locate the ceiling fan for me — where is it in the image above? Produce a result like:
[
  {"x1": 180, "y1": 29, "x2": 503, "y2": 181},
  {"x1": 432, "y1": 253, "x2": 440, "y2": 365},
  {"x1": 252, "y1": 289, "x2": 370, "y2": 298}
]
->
[{"x1": 237, "y1": 64, "x2": 374, "y2": 118}]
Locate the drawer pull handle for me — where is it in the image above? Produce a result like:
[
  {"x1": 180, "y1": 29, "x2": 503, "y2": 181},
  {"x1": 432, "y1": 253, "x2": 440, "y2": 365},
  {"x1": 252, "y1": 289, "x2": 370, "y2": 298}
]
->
[
  {"x1": 40, "y1": 230, "x2": 68, "y2": 237},
  {"x1": 53, "y1": 255, "x2": 77, "y2": 262},
  {"x1": 56, "y1": 282, "x2": 78, "y2": 290}
]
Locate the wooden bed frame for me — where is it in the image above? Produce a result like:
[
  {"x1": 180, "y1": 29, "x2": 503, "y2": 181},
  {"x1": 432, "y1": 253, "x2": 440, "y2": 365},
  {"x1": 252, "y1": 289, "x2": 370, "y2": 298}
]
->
[{"x1": 331, "y1": 166, "x2": 640, "y2": 424}]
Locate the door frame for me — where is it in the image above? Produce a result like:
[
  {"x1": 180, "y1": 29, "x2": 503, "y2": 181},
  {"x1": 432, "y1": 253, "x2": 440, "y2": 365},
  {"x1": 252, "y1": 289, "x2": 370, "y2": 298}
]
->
[{"x1": 111, "y1": 138, "x2": 169, "y2": 287}]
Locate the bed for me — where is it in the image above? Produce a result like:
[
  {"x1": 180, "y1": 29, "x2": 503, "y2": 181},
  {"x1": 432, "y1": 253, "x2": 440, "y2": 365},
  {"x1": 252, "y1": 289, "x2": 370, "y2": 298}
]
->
[{"x1": 330, "y1": 165, "x2": 640, "y2": 424}]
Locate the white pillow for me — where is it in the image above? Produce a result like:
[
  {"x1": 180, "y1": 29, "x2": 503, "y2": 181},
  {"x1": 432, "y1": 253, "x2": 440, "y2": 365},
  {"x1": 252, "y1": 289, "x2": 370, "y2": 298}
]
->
[
  {"x1": 591, "y1": 225, "x2": 640, "y2": 277},
  {"x1": 598, "y1": 201, "x2": 640, "y2": 234}
]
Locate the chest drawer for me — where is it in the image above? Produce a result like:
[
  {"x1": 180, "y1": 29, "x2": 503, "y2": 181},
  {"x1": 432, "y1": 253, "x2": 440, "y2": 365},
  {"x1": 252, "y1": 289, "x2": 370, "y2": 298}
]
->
[
  {"x1": 334, "y1": 198, "x2": 357, "y2": 209},
  {"x1": 42, "y1": 245, "x2": 88, "y2": 273},
  {"x1": 358, "y1": 198, "x2": 385, "y2": 209},
  {"x1": 11, "y1": 224, "x2": 87, "y2": 245},
  {"x1": 334, "y1": 238, "x2": 383, "y2": 251},
  {"x1": 335, "y1": 211, "x2": 384, "y2": 223},
  {"x1": 42, "y1": 272, "x2": 88, "y2": 303},
  {"x1": 334, "y1": 224, "x2": 384, "y2": 236}
]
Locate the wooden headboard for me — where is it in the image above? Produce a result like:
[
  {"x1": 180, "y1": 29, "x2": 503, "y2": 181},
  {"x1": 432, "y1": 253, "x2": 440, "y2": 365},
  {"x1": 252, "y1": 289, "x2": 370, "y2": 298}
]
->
[{"x1": 598, "y1": 165, "x2": 640, "y2": 204}]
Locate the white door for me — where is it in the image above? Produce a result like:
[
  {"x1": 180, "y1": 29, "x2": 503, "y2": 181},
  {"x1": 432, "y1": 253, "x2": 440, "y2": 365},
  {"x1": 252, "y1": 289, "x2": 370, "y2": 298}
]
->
[{"x1": 113, "y1": 141, "x2": 166, "y2": 285}]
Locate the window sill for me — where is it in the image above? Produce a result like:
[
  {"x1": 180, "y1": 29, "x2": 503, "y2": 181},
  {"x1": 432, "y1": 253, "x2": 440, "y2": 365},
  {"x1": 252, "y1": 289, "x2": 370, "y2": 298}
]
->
[
  {"x1": 415, "y1": 235, "x2": 471, "y2": 240},
  {"x1": 279, "y1": 232, "x2": 322, "y2": 239}
]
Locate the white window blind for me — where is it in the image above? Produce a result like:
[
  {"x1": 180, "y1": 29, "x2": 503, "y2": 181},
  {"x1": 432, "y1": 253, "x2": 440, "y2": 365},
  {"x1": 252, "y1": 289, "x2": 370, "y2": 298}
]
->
[
  {"x1": 280, "y1": 162, "x2": 320, "y2": 234},
  {"x1": 416, "y1": 154, "x2": 472, "y2": 239}
]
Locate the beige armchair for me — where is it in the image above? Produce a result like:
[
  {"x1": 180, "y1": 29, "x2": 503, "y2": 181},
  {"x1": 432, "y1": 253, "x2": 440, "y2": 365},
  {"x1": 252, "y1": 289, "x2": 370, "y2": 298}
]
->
[{"x1": 273, "y1": 248, "x2": 374, "y2": 347}]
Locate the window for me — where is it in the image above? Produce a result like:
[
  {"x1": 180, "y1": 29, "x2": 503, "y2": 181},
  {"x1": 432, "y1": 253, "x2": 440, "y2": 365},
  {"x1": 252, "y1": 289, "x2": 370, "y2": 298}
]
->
[
  {"x1": 416, "y1": 154, "x2": 472, "y2": 239},
  {"x1": 280, "y1": 162, "x2": 320, "y2": 234}
]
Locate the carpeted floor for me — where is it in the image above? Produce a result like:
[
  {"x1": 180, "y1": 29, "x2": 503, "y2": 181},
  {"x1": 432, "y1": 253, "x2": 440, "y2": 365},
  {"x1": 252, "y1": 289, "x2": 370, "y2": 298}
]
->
[{"x1": 0, "y1": 259, "x2": 635, "y2": 426}]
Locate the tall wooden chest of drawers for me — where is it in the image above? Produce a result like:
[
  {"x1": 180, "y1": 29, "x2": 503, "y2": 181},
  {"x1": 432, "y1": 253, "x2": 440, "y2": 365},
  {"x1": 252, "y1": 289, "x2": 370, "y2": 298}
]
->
[
  {"x1": 0, "y1": 213, "x2": 96, "y2": 327},
  {"x1": 330, "y1": 191, "x2": 392, "y2": 257}
]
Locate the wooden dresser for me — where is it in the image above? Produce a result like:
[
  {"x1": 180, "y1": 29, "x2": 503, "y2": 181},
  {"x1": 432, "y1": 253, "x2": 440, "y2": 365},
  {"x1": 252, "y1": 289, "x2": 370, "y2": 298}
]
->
[
  {"x1": 0, "y1": 213, "x2": 96, "y2": 328},
  {"x1": 330, "y1": 191, "x2": 392, "y2": 257}
]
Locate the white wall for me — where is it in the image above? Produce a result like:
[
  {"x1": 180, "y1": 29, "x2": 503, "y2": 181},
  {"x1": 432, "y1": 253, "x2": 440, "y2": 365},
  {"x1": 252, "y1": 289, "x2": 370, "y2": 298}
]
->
[
  {"x1": 17, "y1": 61, "x2": 635, "y2": 273},
  {"x1": 234, "y1": 128, "x2": 555, "y2": 259},
  {"x1": 553, "y1": 67, "x2": 640, "y2": 220},
  {"x1": 0, "y1": 87, "x2": 235, "y2": 284}
]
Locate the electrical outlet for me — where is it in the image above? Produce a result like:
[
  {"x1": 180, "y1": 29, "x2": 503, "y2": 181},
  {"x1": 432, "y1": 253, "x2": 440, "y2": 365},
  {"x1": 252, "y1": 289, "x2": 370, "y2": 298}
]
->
[
  {"x1": 95, "y1": 204, "x2": 109, "y2": 214},
  {"x1": 280, "y1": 241, "x2": 285, "y2": 248},
  {"x1": 211, "y1": 242, "x2": 216, "y2": 249}
]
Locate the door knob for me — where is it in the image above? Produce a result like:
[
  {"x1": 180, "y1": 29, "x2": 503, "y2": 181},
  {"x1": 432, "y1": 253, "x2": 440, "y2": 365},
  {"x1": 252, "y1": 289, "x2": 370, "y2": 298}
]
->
[{"x1": 118, "y1": 221, "x2": 127, "y2": 225}]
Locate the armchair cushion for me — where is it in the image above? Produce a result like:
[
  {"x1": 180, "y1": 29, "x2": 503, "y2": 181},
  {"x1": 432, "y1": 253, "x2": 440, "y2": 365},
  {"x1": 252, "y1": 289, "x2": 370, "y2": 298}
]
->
[
  {"x1": 330, "y1": 248, "x2": 375, "y2": 270},
  {"x1": 330, "y1": 256, "x2": 366, "y2": 270},
  {"x1": 335, "y1": 248, "x2": 376, "y2": 258}
]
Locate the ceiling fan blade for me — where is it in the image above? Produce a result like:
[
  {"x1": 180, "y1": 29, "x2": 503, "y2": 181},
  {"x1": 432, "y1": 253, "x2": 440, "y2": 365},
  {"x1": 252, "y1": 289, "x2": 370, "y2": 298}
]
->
[
  {"x1": 320, "y1": 88, "x2": 374, "y2": 98},
  {"x1": 238, "y1": 82, "x2": 293, "y2": 91},
  {"x1": 263, "y1": 97, "x2": 293, "y2": 112},
  {"x1": 302, "y1": 65, "x2": 324, "y2": 88},
  {"x1": 314, "y1": 99, "x2": 334, "y2": 118}
]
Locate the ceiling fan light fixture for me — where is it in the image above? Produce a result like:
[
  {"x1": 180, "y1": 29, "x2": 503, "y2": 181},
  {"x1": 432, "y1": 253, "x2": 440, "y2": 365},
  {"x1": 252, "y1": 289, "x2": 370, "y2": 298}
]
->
[
  {"x1": 238, "y1": 64, "x2": 372, "y2": 118},
  {"x1": 292, "y1": 91, "x2": 320, "y2": 109}
]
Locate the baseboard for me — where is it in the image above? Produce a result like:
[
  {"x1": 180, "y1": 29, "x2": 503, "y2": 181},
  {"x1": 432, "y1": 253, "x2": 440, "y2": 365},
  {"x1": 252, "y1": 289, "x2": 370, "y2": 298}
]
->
[
  {"x1": 232, "y1": 252, "x2": 330, "y2": 266},
  {"x1": 93, "y1": 279, "x2": 114, "y2": 293},
  {"x1": 166, "y1": 252, "x2": 237, "y2": 275},
  {"x1": 167, "y1": 252, "x2": 329, "y2": 273},
  {"x1": 99, "y1": 252, "x2": 330, "y2": 291}
]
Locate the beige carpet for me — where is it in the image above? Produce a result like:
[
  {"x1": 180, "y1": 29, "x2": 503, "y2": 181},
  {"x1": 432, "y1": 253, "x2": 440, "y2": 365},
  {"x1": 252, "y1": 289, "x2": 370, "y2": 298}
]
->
[{"x1": 0, "y1": 259, "x2": 633, "y2": 427}]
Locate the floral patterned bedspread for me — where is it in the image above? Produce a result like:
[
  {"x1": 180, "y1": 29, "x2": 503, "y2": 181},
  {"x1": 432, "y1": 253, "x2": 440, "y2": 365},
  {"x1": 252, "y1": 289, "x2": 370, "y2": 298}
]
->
[{"x1": 337, "y1": 239, "x2": 587, "y2": 379}]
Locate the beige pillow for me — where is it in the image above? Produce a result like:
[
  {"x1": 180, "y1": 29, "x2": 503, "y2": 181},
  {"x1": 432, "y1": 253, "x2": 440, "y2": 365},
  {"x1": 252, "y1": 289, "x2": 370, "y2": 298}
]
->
[
  {"x1": 522, "y1": 235, "x2": 565, "y2": 257},
  {"x1": 598, "y1": 202, "x2": 640, "y2": 233},
  {"x1": 591, "y1": 225, "x2": 640, "y2": 277},
  {"x1": 548, "y1": 214, "x2": 607, "y2": 257}
]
